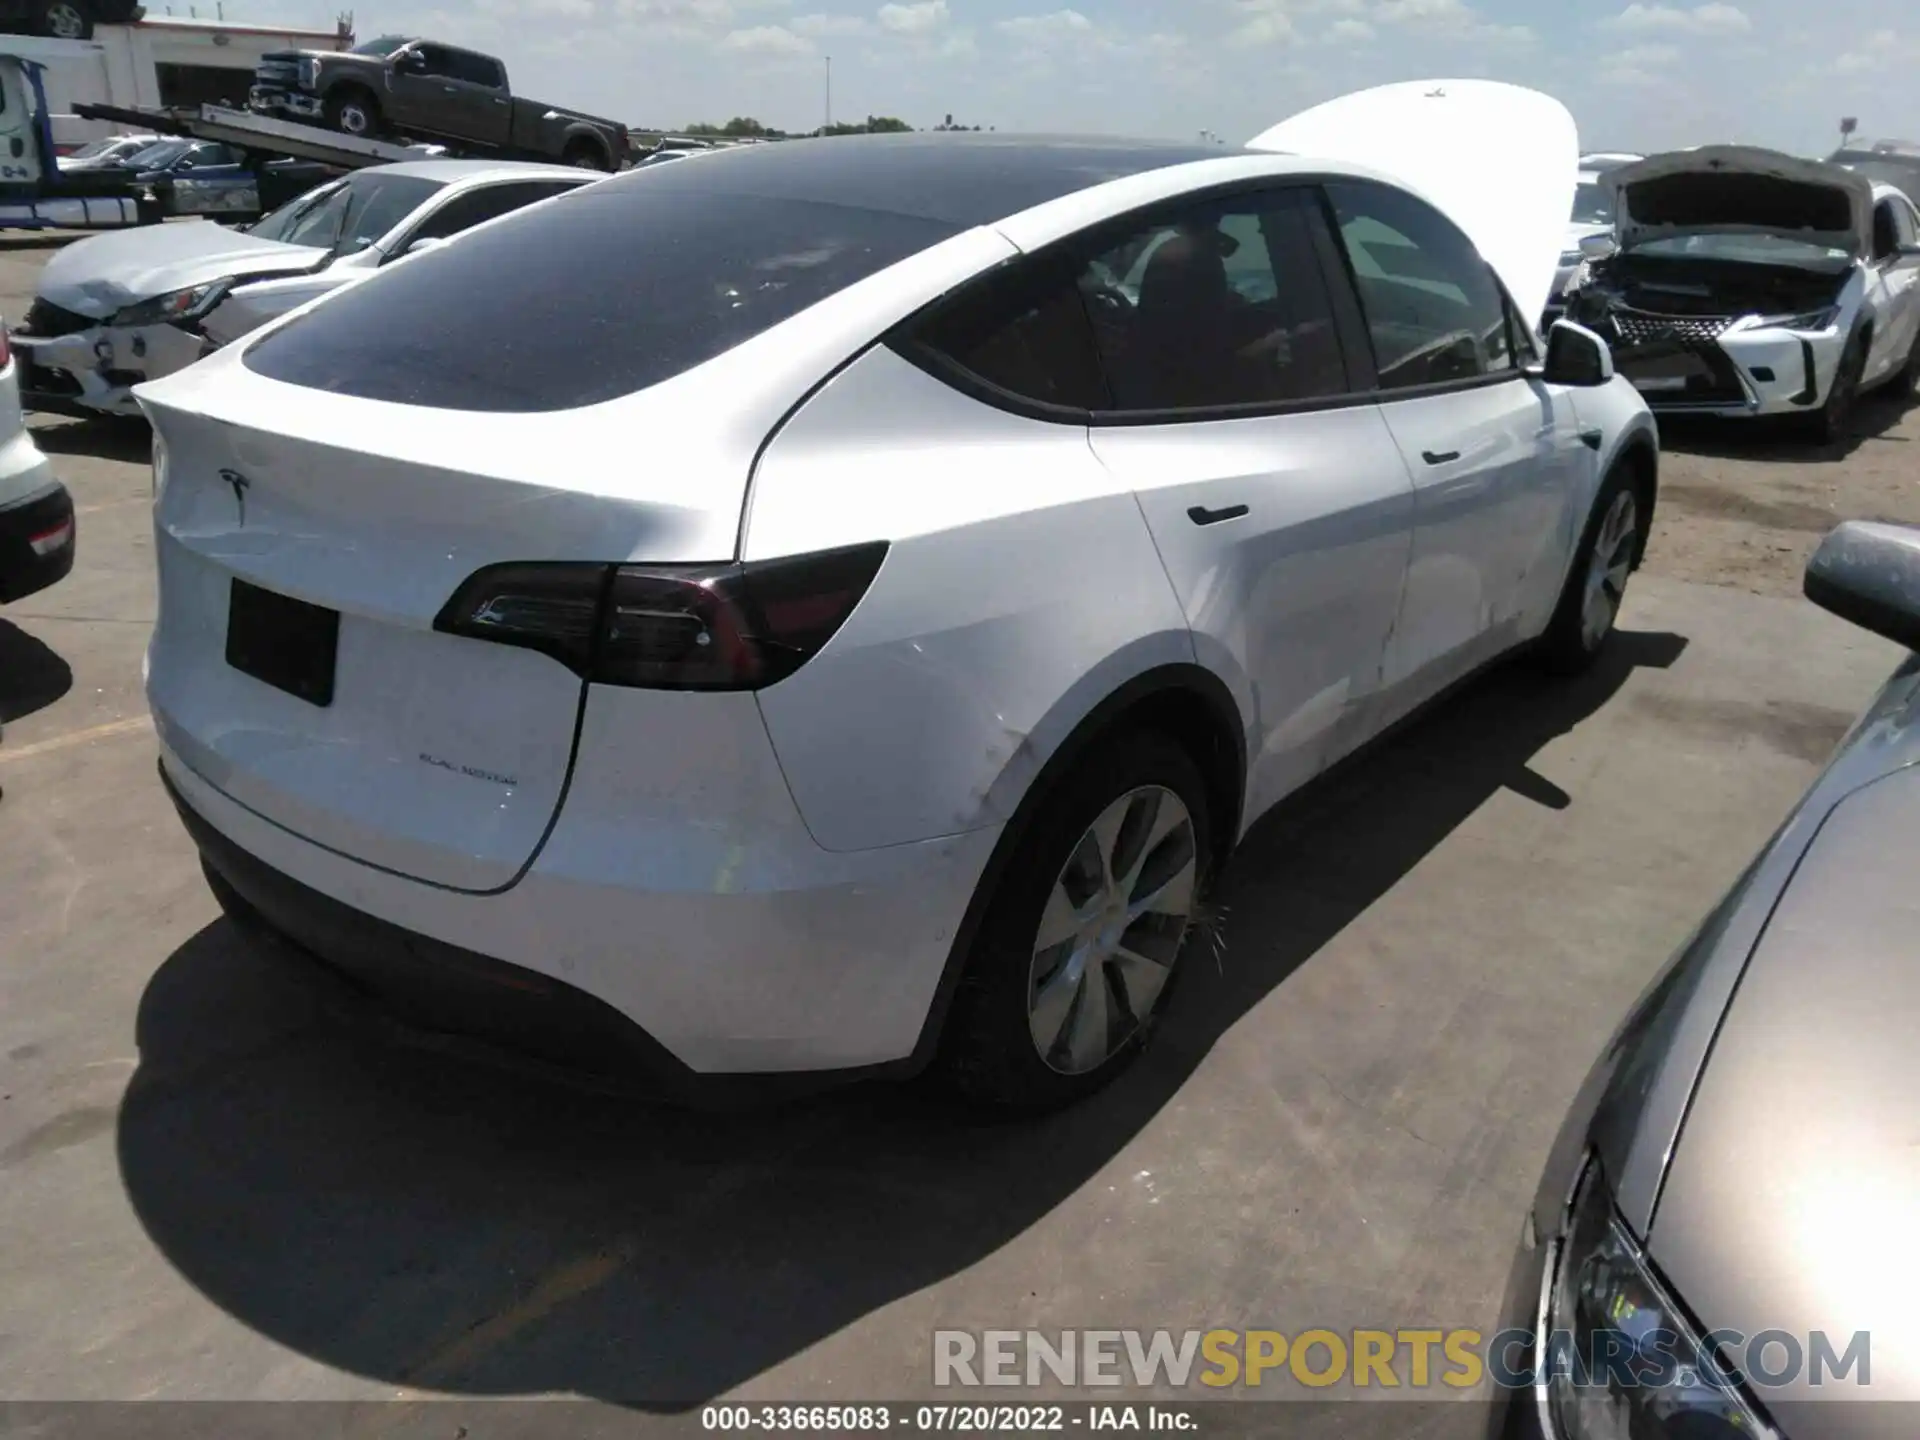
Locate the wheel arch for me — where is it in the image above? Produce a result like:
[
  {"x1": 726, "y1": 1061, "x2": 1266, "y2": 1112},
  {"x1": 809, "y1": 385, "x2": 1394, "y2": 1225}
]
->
[
  {"x1": 903, "y1": 661, "x2": 1247, "y2": 1071},
  {"x1": 1611, "y1": 423, "x2": 1659, "y2": 567}
]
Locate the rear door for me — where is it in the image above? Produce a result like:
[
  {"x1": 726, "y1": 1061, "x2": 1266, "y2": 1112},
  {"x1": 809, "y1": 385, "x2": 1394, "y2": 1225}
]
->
[
  {"x1": 1073, "y1": 185, "x2": 1418, "y2": 820},
  {"x1": 445, "y1": 51, "x2": 512, "y2": 146},
  {"x1": 1320, "y1": 177, "x2": 1586, "y2": 709}
]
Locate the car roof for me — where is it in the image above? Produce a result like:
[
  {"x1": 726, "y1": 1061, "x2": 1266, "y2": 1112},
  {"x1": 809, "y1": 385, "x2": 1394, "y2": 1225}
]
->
[
  {"x1": 601, "y1": 131, "x2": 1231, "y2": 228},
  {"x1": 359, "y1": 159, "x2": 591, "y2": 184}
]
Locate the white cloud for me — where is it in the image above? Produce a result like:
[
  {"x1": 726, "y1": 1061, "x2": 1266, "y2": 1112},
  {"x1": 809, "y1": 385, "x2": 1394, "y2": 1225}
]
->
[
  {"x1": 720, "y1": 21, "x2": 813, "y2": 51},
  {"x1": 792, "y1": 10, "x2": 871, "y2": 35},
  {"x1": 876, "y1": 0, "x2": 947, "y2": 34},
  {"x1": 1602, "y1": 3, "x2": 1751, "y2": 35},
  {"x1": 1229, "y1": 0, "x2": 1362, "y2": 47},
  {"x1": 996, "y1": 9, "x2": 1093, "y2": 44},
  {"x1": 1326, "y1": 17, "x2": 1374, "y2": 42}
]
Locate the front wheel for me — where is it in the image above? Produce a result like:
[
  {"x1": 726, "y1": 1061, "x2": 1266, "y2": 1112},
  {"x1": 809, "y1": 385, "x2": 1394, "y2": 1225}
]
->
[
  {"x1": 1536, "y1": 464, "x2": 1643, "y2": 675},
  {"x1": 935, "y1": 728, "x2": 1213, "y2": 1111},
  {"x1": 1808, "y1": 326, "x2": 1869, "y2": 445}
]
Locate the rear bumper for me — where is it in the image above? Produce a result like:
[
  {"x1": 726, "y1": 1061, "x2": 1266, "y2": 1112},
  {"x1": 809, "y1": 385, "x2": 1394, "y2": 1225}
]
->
[
  {"x1": 157, "y1": 739, "x2": 1002, "y2": 1084},
  {"x1": 0, "y1": 479, "x2": 75, "y2": 604}
]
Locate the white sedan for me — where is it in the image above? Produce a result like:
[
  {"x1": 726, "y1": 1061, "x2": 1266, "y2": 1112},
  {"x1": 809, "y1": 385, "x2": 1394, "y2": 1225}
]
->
[
  {"x1": 137, "y1": 81, "x2": 1659, "y2": 1110},
  {"x1": 12, "y1": 160, "x2": 595, "y2": 418}
]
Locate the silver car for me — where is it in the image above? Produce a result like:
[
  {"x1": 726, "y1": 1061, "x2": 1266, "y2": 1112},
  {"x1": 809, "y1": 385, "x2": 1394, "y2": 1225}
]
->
[{"x1": 1491, "y1": 520, "x2": 1920, "y2": 1438}]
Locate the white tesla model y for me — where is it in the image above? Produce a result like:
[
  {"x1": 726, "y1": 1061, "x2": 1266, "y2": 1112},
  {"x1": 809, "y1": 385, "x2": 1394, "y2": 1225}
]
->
[{"x1": 139, "y1": 82, "x2": 1659, "y2": 1109}]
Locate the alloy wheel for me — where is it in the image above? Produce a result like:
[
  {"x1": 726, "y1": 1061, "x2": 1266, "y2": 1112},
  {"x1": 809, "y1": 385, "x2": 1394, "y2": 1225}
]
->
[
  {"x1": 45, "y1": 2, "x2": 88, "y2": 38},
  {"x1": 1027, "y1": 785, "x2": 1198, "y2": 1075},
  {"x1": 1580, "y1": 489, "x2": 1637, "y2": 652},
  {"x1": 339, "y1": 106, "x2": 371, "y2": 136}
]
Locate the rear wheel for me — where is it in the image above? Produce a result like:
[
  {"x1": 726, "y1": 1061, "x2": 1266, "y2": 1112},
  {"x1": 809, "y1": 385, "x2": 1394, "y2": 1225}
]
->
[
  {"x1": 1899, "y1": 329, "x2": 1920, "y2": 399},
  {"x1": 324, "y1": 87, "x2": 381, "y2": 139},
  {"x1": 35, "y1": 0, "x2": 93, "y2": 38},
  {"x1": 562, "y1": 139, "x2": 610, "y2": 171},
  {"x1": 1536, "y1": 462, "x2": 1643, "y2": 675},
  {"x1": 935, "y1": 728, "x2": 1212, "y2": 1111}
]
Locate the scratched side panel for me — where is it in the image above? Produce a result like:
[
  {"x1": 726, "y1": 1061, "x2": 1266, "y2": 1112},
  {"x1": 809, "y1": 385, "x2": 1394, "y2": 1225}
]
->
[{"x1": 747, "y1": 344, "x2": 1195, "y2": 854}]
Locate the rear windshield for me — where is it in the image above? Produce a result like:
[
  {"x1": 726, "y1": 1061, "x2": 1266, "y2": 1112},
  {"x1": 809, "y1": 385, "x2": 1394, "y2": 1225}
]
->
[{"x1": 242, "y1": 177, "x2": 959, "y2": 412}]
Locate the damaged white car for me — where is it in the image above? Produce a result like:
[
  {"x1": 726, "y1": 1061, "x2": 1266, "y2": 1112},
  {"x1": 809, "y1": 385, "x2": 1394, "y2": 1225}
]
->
[
  {"x1": 1564, "y1": 146, "x2": 1920, "y2": 440},
  {"x1": 11, "y1": 160, "x2": 594, "y2": 419}
]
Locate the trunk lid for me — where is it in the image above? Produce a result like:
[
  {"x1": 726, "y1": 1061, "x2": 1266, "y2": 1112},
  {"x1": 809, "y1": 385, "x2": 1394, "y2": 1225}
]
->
[
  {"x1": 138, "y1": 350, "x2": 751, "y2": 893},
  {"x1": 1605, "y1": 145, "x2": 1874, "y2": 258},
  {"x1": 38, "y1": 222, "x2": 329, "y2": 320},
  {"x1": 1246, "y1": 78, "x2": 1579, "y2": 330}
]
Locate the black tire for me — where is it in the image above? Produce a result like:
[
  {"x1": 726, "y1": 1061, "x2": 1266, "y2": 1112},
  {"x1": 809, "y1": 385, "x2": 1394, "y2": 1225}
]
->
[
  {"x1": 1535, "y1": 459, "x2": 1645, "y2": 676},
  {"x1": 562, "y1": 139, "x2": 611, "y2": 171},
  {"x1": 324, "y1": 87, "x2": 382, "y2": 139},
  {"x1": 1808, "y1": 325, "x2": 1869, "y2": 445},
  {"x1": 1899, "y1": 329, "x2": 1920, "y2": 400},
  {"x1": 35, "y1": 0, "x2": 93, "y2": 38},
  {"x1": 934, "y1": 727, "x2": 1214, "y2": 1111}
]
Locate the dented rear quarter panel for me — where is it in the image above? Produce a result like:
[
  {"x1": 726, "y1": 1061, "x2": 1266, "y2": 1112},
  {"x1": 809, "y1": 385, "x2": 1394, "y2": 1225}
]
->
[{"x1": 744, "y1": 343, "x2": 1198, "y2": 855}]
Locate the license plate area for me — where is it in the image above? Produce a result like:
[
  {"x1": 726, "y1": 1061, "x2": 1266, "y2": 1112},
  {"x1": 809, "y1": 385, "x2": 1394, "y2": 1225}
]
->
[{"x1": 225, "y1": 577, "x2": 338, "y2": 707}]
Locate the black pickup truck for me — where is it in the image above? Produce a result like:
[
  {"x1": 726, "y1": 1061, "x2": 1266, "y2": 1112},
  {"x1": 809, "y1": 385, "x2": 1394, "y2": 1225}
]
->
[{"x1": 249, "y1": 35, "x2": 629, "y2": 171}]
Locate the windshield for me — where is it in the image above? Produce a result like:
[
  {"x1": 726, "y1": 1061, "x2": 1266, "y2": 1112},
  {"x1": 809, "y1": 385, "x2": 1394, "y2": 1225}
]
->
[
  {"x1": 248, "y1": 171, "x2": 444, "y2": 254},
  {"x1": 126, "y1": 139, "x2": 190, "y2": 170},
  {"x1": 1629, "y1": 233, "x2": 1853, "y2": 265},
  {"x1": 351, "y1": 34, "x2": 414, "y2": 56},
  {"x1": 1571, "y1": 181, "x2": 1613, "y2": 226}
]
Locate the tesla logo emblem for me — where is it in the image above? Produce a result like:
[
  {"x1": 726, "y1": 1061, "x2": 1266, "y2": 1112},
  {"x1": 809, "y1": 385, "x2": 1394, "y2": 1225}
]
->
[
  {"x1": 219, "y1": 468, "x2": 251, "y2": 526},
  {"x1": 1425, "y1": 86, "x2": 1447, "y2": 98}
]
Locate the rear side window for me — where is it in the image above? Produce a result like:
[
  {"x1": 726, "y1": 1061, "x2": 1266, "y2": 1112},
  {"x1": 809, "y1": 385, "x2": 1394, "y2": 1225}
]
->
[
  {"x1": 902, "y1": 254, "x2": 1107, "y2": 411},
  {"x1": 402, "y1": 180, "x2": 581, "y2": 245},
  {"x1": 1324, "y1": 179, "x2": 1518, "y2": 389},
  {"x1": 448, "y1": 51, "x2": 504, "y2": 87},
  {"x1": 244, "y1": 181, "x2": 959, "y2": 411}
]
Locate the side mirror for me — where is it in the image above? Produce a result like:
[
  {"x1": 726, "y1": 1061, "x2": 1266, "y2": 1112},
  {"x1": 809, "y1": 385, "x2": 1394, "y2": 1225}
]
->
[
  {"x1": 1900, "y1": 242, "x2": 1920, "y2": 260},
  {"x1": 1538, "y1": 320, "x2": 1615, "y2": 387},
  {"x1": 1804, "y1": 521, "x2": 1920, "y2": 651},
  {"x1": 397, "y1": 51, "x2": 427, "y2": 72},
  {"x1": 1578, "y1": 233, "x2": 1618, "y2": 262}
]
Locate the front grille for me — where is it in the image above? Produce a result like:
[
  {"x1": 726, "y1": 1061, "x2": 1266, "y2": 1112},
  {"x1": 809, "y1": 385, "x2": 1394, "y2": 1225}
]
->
[
  {"x1": 1610, "y1": 310, "x2": 1734, "y2": 345},
  {"x1": 18, "y1": 297, "x2": 99, "y2": 339},
  {"x1": 255, "y1": 61, "x2": 298, "y2": 86}
]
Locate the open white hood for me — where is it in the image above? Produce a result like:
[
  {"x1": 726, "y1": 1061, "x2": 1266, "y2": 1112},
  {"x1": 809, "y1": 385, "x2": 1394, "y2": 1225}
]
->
[
  {"x1": 1247, "y1": 79, "x2": 1579, "y2": 328},
  {"x1": 1603, "y1": 146, "x2": 1874, "y2": 258}
]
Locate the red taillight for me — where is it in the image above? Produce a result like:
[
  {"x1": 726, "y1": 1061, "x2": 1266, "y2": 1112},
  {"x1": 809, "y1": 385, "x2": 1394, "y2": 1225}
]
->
[{"x1": 433, "y1": 542, "x2": 888, "y2": 691}]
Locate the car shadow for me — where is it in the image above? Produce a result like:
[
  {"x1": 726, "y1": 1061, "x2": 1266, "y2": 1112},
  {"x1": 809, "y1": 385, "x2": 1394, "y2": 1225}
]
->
[
  {"x1": 113, "y1": 628, "x2": 1687, "y2": 1409},
  {"x1": 1656, "y1": 383, "x2": 1916, "y2": 464},
  {"x1": 0, "y1": 234, "x2": 82, "y2": 252},
  {"x1": 28, "y1": 417, "x2": 151, "y2": 465},
  {"x1": 0, "y1": 620, "x2": 73, "y2": 724}
]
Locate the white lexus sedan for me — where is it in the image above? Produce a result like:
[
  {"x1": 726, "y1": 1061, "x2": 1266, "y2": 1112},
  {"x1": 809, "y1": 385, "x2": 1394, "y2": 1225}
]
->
[
  {"x1": 13, "y1": 160, "x2": 595, "y2": 419},
  {"x1": 137, "y1": 81, "x2": 1660, "y2": 1110}
]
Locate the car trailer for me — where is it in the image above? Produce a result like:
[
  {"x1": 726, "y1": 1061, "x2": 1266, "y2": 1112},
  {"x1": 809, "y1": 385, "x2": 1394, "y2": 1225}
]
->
[{"x1": 73, "y1": 100, "x2": 433, "y2": 169}]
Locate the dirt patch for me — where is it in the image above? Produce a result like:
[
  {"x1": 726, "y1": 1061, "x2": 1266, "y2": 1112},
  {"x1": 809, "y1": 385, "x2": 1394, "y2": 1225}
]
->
[
  {"x1": 1644, "y1": 389, "x2": 1920, "y2": 598},
  {"x1": 1626, "y1": 693, "x2": 1860, "y2": 765}
]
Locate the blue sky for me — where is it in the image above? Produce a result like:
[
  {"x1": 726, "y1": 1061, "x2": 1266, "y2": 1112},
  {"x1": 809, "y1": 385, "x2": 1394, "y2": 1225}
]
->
[{"x1": 206, "y1": 0, "x2": 1917, "y2": 153}]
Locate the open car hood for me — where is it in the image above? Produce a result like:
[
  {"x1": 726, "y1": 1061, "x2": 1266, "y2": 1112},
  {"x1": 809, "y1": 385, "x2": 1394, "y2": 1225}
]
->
[
  {"x1": 1246, "y1": 79, "x2": 1579, "y2": 328},
  {"x1": 1605, "y1": 146, "x2": 1874, "y2": 259},
  {"x1": 36, "y1": 222, "x2": 330, "y2": 320}
]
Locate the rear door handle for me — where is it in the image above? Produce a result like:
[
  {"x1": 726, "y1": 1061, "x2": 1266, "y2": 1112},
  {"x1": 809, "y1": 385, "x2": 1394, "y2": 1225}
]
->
[
  {"x1": 1188, "y1": 503, "x2": 1249, "y2": 527},
  {"x1": 1421, "y1": 449, "x2": 1461, "y2": 466}
]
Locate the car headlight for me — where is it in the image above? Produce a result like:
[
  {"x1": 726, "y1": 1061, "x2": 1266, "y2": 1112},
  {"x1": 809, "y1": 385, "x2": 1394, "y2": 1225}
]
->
[
  {"x1": 112, "y1": 280, "x2": 233, "y2": 329},
  {"x1": 298, "y1": 57, "x2": 319, "y2": 89},
  {"x1": 1546, "y1": 1158, "x2": 1778, "y2": 1439},
  {"x1": 1754, "y1": 307, "x2": 1839, "y2": 333}
]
